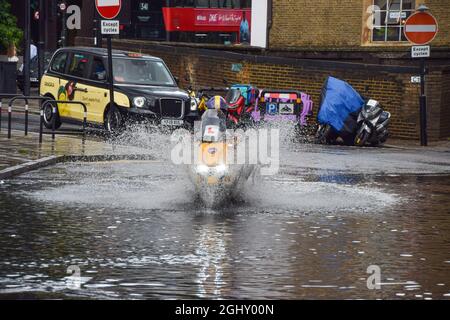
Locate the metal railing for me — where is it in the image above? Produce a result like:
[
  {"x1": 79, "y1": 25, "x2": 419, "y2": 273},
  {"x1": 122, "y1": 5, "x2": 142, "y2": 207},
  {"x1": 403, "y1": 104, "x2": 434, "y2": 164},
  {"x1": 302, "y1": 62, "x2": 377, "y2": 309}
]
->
[
  {"x1": 0, "y1": 94, "x2": 18, "y2": 133},
  {"x1": 4, "y1": 95, "x2": 53, "y2": 138},
  {"x1": 1, "y1": 95, "x2": 88, "y2": 143}
]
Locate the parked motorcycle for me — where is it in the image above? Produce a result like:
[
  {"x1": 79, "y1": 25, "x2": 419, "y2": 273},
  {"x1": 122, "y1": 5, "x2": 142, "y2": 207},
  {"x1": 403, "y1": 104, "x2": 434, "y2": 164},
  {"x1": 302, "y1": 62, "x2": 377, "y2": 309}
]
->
[
  {"x1": 316, "y1": 76, "x2": 364, "y2": 145},
  {"x1": 187, "y1": 86, "x2": 229, "y2": 115},
  {"x1": 316, "y1": 76, "x2": 391, "y2": 147},
  {"x1": 354, "y1": 99, "x2": 391, "y2": 147},
  {"x1": 225, "y1": 84, "x2": 259, "y2": 127}
]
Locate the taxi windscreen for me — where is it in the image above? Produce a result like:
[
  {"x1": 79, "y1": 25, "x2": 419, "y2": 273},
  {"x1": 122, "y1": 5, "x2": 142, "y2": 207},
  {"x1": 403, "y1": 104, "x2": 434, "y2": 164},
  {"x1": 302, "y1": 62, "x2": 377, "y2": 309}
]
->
[{"x1": 112, "y1": 58, "x2": 175, "y2": 86}]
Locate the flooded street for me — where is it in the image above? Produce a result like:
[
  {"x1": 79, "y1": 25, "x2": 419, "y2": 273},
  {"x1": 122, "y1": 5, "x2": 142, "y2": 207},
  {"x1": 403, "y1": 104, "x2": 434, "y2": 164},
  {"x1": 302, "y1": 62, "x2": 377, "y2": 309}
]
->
[{"x1": 0, "y1": 136, "x2": 450, "y2": 300}]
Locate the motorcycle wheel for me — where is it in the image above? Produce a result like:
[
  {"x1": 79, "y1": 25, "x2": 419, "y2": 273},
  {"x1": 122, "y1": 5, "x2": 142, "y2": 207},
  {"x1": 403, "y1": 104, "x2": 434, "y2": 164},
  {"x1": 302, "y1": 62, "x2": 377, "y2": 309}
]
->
[
  {"x1": 315, "y1": 124, "x2": 336, "y2": 145},
  {"x1": 354, "y1": 129, "x2": 370, "y2": 147}
]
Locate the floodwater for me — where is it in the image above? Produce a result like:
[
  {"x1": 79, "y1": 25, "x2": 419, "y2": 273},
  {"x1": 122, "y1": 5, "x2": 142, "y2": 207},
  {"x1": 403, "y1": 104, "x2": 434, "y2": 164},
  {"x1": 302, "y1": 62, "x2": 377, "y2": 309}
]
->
[{"x1": 0, "y1": 128, "x2": 450, "y2": 300}]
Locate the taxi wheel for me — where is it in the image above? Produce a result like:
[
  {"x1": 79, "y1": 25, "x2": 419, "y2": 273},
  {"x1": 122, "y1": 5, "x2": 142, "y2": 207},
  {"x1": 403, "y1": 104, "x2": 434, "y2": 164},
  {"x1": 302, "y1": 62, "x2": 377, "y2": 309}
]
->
[
  {"x1": 105, "y1": 107, "x2": 124, "y2": 133},
  {"x1": 43, "y1": 102, "x2": 62, "y2": 130}
]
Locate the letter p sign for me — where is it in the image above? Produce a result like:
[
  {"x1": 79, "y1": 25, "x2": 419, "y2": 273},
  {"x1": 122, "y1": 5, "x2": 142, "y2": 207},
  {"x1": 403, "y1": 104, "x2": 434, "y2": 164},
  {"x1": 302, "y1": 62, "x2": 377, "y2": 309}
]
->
[{"x1": 266, "y1": 103, "x2": 278, "y2": 115}]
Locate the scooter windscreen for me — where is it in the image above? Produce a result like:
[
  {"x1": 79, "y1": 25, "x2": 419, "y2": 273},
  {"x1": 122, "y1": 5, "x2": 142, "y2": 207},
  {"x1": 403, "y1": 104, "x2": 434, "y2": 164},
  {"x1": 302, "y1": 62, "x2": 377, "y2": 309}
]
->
[
  {"x1": 201, "y1": 109, "x2": 227, "y2": 142},
  {"x1": 225, "y1": 89, "x2": 242, "y2": 105}
]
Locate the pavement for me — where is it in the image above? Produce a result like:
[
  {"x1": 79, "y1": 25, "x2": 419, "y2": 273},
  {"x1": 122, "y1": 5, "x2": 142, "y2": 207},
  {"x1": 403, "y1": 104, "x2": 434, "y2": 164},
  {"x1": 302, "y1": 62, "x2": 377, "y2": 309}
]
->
[{"x1": 0, "y1": 129, "x2": 154, "y2": 174}]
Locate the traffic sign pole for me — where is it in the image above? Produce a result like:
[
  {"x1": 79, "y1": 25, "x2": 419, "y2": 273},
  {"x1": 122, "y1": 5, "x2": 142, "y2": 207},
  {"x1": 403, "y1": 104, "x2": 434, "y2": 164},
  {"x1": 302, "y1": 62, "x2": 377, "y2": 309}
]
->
[
  {"x1": 96, "y1": 0, "x2": 122, "y2": 131},
  {"x1": 24, "y1": 0, "x2": 31, "y2": 96},
  {"x1": 38, "y1": 0, "x2": 45, "y2": 88},
  {"x1": 59, "y1": 2, "x2": 67, "y2": 47},
  {"x1": 107, "y1": 35, "x2": 115, "y2": 124},
  {"x1": 404, "y1": 8, "x2": 438, "y2": 147},
  {"x1": 419, "y1": 58, "x2": 427, "y2": 146}
]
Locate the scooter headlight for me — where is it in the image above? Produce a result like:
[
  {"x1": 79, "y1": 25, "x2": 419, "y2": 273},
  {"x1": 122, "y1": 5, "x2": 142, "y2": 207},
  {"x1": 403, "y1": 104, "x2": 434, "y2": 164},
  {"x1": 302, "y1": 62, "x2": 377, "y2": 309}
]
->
[
  {"x1": 215, "y1": 164, "x2": 228, "y2": 174},
  {"x1": 190, "y1": 98, "x2": 198, "y2": 111},
  {"x1": 196, "y1": 164, "x2": 210, "y2": 175},
  {"x1": 133, "y1": 97, "x2": 146, "y2": 108}
]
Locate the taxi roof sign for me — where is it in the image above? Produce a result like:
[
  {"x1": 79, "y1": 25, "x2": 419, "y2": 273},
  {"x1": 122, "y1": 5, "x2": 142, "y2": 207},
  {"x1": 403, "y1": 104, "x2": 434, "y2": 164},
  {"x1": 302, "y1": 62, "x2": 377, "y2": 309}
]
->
[{"x1": 127, "y1": 52, "x2": 143, "y2": 58}]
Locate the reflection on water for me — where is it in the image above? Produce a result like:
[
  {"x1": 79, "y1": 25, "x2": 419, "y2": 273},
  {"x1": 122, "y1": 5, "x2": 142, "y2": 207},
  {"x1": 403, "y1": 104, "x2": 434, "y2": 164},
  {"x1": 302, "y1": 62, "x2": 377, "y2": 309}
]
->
[
  {"x1": 0, "y1": 160, "x2": 449, "y2": 299},
  {"x1": 195, "y1": 223, "x2": 228, "y2": 298}
]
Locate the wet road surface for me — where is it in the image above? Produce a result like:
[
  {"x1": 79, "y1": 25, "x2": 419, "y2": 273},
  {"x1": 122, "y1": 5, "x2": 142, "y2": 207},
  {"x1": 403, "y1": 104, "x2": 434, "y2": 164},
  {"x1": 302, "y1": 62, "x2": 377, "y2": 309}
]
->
[{"x1": 0, "y1": 128, "x2": 450, "y2": 299}]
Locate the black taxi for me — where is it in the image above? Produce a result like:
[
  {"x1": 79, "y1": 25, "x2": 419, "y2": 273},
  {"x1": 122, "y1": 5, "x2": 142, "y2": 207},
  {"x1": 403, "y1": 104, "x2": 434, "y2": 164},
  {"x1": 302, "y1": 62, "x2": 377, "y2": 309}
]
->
[{"x1": 40, "y1": 47, "x2": 198, "y2": 131}]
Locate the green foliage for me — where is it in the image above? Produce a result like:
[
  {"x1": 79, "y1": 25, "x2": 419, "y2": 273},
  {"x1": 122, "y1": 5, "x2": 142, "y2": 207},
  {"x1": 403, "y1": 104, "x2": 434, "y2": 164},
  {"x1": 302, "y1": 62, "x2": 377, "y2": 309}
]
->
[{"x1": 0, "y1": 0, "x2": 23, "y2": 47}]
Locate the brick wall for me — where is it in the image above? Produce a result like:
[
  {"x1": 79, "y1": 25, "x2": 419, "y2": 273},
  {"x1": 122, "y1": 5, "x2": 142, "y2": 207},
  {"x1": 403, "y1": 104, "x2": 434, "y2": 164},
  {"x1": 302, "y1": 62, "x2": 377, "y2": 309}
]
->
[
  {"x1": 440, "y1": 68, "x2": 450, "y2": 138},
  {"x1": 270, "y1": 0, "x2": 450, "y2": 49},
  {"x1": 423, "y1": 0, "x2": 450, "y2": 47},
  {"x1": 76, "y1": 37, "x2": 449, "y2": 140},
  {"x1": 270, "y1": 0, "x2": 364, "y2": 49}
]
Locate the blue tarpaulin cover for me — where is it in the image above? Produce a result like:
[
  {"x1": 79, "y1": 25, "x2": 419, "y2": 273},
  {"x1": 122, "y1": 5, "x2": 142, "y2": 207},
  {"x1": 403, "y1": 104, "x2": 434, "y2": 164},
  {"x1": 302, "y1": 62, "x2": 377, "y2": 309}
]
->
[{"x1": 318, "y1": 76, "x2": 364, "y2": 132}]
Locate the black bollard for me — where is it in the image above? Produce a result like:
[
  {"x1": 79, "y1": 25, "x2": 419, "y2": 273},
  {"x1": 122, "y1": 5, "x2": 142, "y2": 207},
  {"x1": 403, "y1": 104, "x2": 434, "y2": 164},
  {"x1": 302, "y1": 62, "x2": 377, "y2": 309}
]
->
[
  {"x1": 83, "y1": 110, "x2": 87, "y2": 144},
  {"x1": 8, "y1": 105, "x2": 12, "y2": 139},
  {"x1": 0, "y1": 100, "x2": 2, "y2": 132},
  {"x1": 25, "y1": 103, "x2": 29, "y2": 136},
  {"x1": 52, "y1": 105, "x2": 56, "y2": 141},
  {"x1": 39, "y1": 109, "x2": 44, "y2": 144}
]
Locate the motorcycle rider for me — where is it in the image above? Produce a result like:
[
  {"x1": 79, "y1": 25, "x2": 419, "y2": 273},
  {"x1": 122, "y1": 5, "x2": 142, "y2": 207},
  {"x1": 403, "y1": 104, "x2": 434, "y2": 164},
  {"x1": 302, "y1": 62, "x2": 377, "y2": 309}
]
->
[{"x1": 201, "y1": 96, "x2": 228, "y2": 142}]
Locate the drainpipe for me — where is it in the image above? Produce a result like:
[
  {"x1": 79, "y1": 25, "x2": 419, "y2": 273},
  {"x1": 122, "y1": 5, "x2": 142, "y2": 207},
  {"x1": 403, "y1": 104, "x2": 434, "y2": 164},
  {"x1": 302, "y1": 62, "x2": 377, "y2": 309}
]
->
[
  {"x1": 24, "y1": 0, "x2": 31, "y2": 96},
  {"x1": 165, "y1": 0, "x2": 170, "y2": 42},
  {"x1": 266, "y1": 0, "x2": 273, "y2": 50},
  {"x1": 38, "y1": 0, "x2": 45, "y2": 88}
]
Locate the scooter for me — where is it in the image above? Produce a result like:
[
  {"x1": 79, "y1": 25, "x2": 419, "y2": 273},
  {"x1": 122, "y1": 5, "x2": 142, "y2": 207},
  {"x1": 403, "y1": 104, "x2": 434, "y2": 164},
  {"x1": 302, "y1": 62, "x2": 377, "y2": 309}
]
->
[
  {"x1": 354, "y1": 99, "x2": 391, "y2": 147},
  {"x1": 190, "y1": 96, "x2": 255, "y2": 206}
]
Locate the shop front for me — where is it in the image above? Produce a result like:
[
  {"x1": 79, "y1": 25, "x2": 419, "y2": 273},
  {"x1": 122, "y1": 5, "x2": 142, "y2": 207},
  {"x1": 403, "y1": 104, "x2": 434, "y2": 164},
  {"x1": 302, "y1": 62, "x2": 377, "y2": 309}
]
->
[{"x1": 119, "y1": 0, "x2": 252, "y2": 44}]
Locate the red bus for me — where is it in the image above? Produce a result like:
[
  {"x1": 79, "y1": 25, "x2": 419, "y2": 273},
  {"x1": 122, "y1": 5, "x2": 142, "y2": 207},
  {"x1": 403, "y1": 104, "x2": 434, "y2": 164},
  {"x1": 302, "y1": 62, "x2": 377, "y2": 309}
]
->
[{"x1": 121, "y1": 1, "x2": 252, "y2": 44}]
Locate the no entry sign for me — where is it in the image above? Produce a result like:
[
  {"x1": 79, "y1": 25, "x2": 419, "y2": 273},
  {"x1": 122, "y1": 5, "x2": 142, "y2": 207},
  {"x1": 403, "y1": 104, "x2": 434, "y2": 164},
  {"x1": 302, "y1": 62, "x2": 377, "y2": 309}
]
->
[
  {"x1": 96, "y1": 0, "x2": 122, "y2": 20},
  {"x1": 404, "y1": 11, "x2": 438, "y2": 45}
]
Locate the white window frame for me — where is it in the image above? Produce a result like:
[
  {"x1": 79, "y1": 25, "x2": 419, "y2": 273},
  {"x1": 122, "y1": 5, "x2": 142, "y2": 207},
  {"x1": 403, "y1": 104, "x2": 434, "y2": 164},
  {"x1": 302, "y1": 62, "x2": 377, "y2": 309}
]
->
[{"x1": 372, "y1": 0, "x2": 416, "y2": 42}]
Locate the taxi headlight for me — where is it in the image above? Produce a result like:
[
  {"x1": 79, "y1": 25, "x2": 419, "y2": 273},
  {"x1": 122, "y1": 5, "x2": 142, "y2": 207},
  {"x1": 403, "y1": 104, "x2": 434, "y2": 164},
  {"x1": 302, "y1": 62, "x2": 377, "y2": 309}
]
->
[
  {"x1": 190, "y1": 98, "x2": 198, "y2": 111},
  {"x1": 133, "y1": 97, "x2": 146, "y2": 108}
]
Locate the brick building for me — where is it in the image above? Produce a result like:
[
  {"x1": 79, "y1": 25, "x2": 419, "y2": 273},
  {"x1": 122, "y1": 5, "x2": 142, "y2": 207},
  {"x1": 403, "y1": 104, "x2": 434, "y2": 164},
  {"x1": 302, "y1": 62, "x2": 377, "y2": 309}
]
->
[
  {"x1": 270, "y1": 0, "x2": 449, "y2": 49},
  {"x1": 267, "y1": 0, "x2": 450, "y2": 66},
  {"x1": 77, "y1": 0, "x2": 450, "y2": 141}
]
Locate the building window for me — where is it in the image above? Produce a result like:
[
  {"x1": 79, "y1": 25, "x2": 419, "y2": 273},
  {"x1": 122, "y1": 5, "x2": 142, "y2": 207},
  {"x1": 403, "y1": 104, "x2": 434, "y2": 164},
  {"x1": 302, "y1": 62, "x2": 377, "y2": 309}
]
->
[
  {"x1": 372, "y1": 0, "x2": 415, "y2": 42},
  {"x1": 172, "y1": 0, "x2": 194, "y2": 7}
]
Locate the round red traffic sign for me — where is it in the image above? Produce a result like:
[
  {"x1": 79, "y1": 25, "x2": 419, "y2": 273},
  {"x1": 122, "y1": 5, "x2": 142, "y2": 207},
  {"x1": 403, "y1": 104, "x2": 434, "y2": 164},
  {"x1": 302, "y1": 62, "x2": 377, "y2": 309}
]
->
[
  {"x1": 95, "y1": 0, "x2": 122, "y2": 20},
  {"x1": 404, "y1": 11, "x2": 438, "y2": 45}
]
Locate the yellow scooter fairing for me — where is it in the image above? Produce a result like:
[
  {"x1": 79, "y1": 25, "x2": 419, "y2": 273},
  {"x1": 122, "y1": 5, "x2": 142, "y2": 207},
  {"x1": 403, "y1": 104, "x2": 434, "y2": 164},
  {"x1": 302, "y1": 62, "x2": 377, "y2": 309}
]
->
[
  {"x1": 194, "y1": 141, "x2": 234, "y2": 187},
  {"x1": 199, "y1": 142, "x2": 228, "y2": 168}
]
